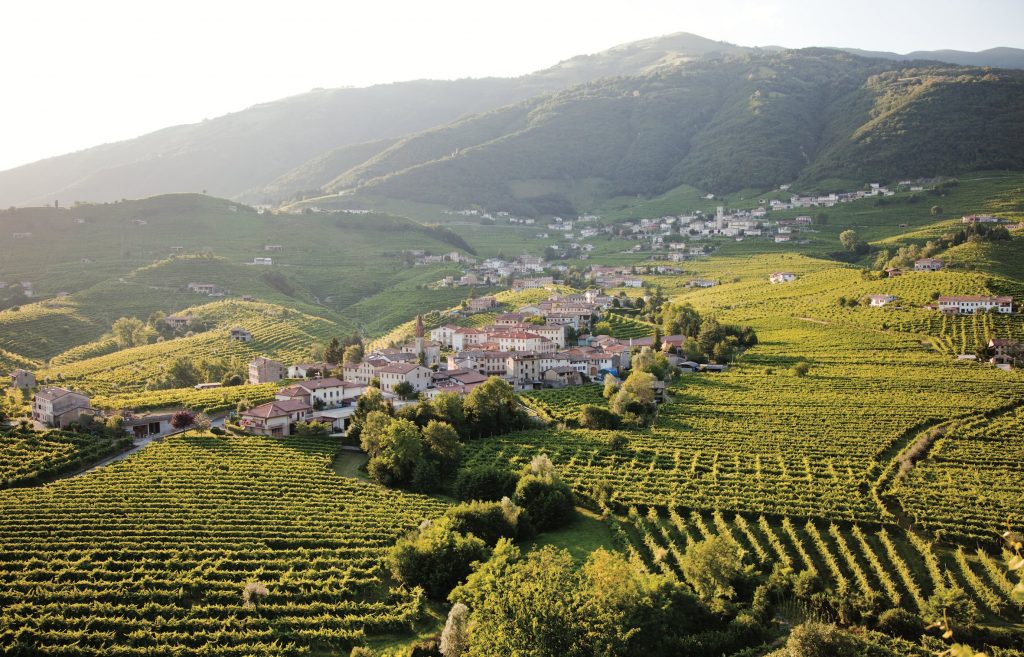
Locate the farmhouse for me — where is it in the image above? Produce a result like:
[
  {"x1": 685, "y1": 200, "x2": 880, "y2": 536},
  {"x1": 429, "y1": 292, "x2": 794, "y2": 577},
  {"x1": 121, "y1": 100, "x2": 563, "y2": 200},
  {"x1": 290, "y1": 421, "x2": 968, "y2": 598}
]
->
[
  {"x1": 914, "y1": 258, "x2": 944, "y2": 271},
  {"x1": 512, "y1": 276, "x2": 554, "y2": 290},
  {"x1": 121, "y1": 412, "x2": 176, "y2": 439},
  {"x1": 253, "y1": 257, "x2": 273, "y2": 265},
  {"x1": 264, "y1": 244, "x2": 283, "y2": 252},
  {"x1": 187, "y1": 282, "x2": 218, "y2": 295},
  {"x1": 164, "y1": 314, "x2": 190, "y2": 329},
  {"x1": 229, "y1": 327, "x2": 252, "y2": 342},
  {"x1": 32, "y1": 387, "x2": 94, "y2": 429},
  {"x1": 9, "y1": 369, "x2": 36, "y2": 389},
  {"x1": 989, "y1": 338, "x2": 1019, "y2": 366},
  {"x1": 240, "y1": 399, "x2": 311, "y2": 437},
  {"x1": 769, "y1": 272, "x2": 797, "y2": 284},
  {"x1": 885, "y1": 268, "x2": 903, "y2": 277},
  {"x1": 248, "y1": 356, "x2": 284, "y2": 384},
  {"x1": 868, "y1": 294, "x2": 898, "y2": 307},
  {"x1": 467, "y1": 296, "x2": 498, "y2": 312},
  {"x1": 937, "y1": 295, "x2": 1013, "y2": 315}
]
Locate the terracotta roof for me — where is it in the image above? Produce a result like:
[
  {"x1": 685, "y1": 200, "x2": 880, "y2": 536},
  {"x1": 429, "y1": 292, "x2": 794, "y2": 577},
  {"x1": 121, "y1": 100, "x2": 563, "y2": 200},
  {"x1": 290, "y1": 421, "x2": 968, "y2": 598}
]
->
[{"x1": 243, "y1": 399, "x2": 311, "y2": 419}]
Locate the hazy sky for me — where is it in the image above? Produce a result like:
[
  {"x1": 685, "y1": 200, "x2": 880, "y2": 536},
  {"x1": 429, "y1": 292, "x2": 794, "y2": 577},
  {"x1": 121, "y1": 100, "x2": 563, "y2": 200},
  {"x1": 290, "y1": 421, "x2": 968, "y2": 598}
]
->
[{"x1": 2, "y1": 0, "x2": 1021, "y2": 171}]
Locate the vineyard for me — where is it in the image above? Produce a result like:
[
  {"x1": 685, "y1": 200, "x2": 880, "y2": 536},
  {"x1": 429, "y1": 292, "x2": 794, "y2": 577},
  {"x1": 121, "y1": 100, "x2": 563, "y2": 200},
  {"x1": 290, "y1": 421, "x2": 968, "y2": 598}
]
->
[
  {"x1": 892, "y1": 405, "x2": 1024, "y2": 542},
  {"x1": 519, "y1": 385, "x2": 607, "y2": 424},
  {"x1": 603, "y1": 312, "x2": 657, "y2": 339},
  {"x1": 39, "y1": 301, "x2": 342, "y2": 394},
  {"x1": 0, "y1": 429, "x2": 131, "y2": 489},
  {"x1": 0, "y1": 433, "x2": 447, "y2": 656},
  {"x1": 614, "y1": 506, "x2": 1023, "y2": 624},
  {"x1": 889, "y1": 313, "x2": 1024, "y2": 356},
  {"x1": 92, "y1": 383, "x2": 281, "y2": 415},
  {"x1": 465, "y1": 318, "x2": 1024, "y2": 524}
]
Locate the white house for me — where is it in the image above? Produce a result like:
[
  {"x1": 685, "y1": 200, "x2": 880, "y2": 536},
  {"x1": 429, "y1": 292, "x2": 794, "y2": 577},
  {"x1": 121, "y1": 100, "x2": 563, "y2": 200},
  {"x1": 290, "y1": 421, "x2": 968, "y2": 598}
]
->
[
  {"x1": 769, "y1": 272, "x2": 797, "y2": 284},
  {"x1": 241, "y1": 399, "x2": 311, "y2": 437},
  {"x1": 914, "y1": 258, "x2": 944, "y2": 272},
  {"x1": 276, "y1": 377, "x2": 363, "y2": 410},
  {"x1": 868, "y1": 294, "x2": 898, "y2": 307},
  {"x1": 938, "y1": 295, "x2": 1013, "y2": 315}
]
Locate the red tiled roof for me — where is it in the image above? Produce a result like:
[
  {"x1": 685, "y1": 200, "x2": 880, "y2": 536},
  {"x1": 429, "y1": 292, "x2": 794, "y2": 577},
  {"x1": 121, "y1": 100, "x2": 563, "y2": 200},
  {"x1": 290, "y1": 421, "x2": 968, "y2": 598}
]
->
[{"x1": 243, "y1": 399, "x2": 311, "y2": 419}]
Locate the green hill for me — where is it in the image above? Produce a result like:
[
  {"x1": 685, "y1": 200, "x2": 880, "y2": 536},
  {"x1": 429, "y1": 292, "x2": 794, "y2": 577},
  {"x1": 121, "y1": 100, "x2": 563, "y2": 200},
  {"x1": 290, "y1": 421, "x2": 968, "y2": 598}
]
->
[{"x1": 312, "y1": 52, "x2": 1024, "y2": 215}]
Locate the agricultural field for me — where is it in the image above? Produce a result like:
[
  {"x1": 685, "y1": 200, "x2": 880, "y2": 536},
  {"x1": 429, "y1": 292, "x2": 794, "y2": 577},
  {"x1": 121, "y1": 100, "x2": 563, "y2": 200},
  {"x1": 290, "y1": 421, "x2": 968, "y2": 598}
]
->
[
  {"x1": 39, "y1": 301, "x2": 341, "y2": 394},
  {"x1": 465, "y1": 318, "x2": 1024, "y2": 524},
  {"x1": 0, "y1": 433, "x2": 447, "y2": 656},
  {"x1": 520, "y1": 385, "x2": 608, "y2": 424},
  {"x1": 0, "y1": 429, "x2": 132, "y2": 489},
  {"x1": 603, "y1": 312, "x2": 657, "y2": 339},
  {"x1": 616, "y1": 506, "x2": 1023, "y2": 626},
  {"x1": 91, "y1": 383, "x2": 281, "y2": 415},
  {"x1": 893, "y1": 405, "x2": 1024, "y2": 542}
]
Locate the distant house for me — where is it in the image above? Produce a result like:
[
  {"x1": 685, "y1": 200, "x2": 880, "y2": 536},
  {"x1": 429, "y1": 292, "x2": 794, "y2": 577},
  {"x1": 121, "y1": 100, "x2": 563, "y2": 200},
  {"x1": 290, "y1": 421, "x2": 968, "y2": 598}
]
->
[
  {"x1": 687, "y1": 279, "x2": 717, "y2": 288},
  {"x1": 542, "y1": 366, "x2": 583, "y2": 388},
  {"x1": 914, "y1": 258, "x2": 944, "y2": 272},
  {"x1": 229, "y1": 327, "x2": 253, "y2": 342},
  {"x1": 884, "y1": 268, "x2": 903, "y2": 277},
  {"x1": 264, "y1": 244, "x2": 283, "y2": 252},
  {"x1": 937, "y1": 295, "x2": 1013, "y2": 315},
  {"x1": 164, "y1": 314, "x2": 190, "y2": 330},
  {"x1": 240, "y1": 399, "x2": 311, "y2": 437},
  {"x1": 512, "y1": 276, "x2": 554, "y2": 291},
  {"x1": 32, "y1": 387, "x2": 93, "y2": 429},
  {"x1": 253, "y1": 257, "x2": 273, "y2": 265},
  {"x1": 11, "y1": 232, "x2": 32, "y2": 239},
  {"x1": 962, "y1": 215, "x2": 999, "y2": 224},
  {"x1": 10, "y1": 369, "x2": 35, "y2": 389},
  {"x1": 774, "y1": 235, "x2": 791, "y2": 243},
  {"x1": 187, "y1": 282, "x2": 218, "y2": 295},
  {"x1": 769, "y1": 272, "x2": 796, "y2": 284},
  {"x1": 287, "y1": 362, "x2": 333, "y2": 379},
  {"x1": 989, "y1": 338, "x2": 1019, "y2": 366},
  {"x1": 868, "y1": 294, "x2": 898, "y2": 307},
  {"x1": 467, "y1": 296, "x2": 498, "y2": 312},
  {"x1": 248, "y1": 356, "x2": 284, "y2": 384}
]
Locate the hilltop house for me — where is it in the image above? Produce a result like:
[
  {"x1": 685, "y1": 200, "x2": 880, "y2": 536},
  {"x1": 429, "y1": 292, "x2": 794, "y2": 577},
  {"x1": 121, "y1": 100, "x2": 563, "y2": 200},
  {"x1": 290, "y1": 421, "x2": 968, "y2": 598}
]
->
[
  {"x1": 32, "y1": 387, "x2": 93, "y2": 429},
  {"x1": 937, "y1": 295, "x2": 1013, "y2": 315},
  {"x1": 248, "y1": 356, "x2": 284, "y2": 384},
  {"x1": 240, "y1": 399, "x2": 311, "y2": 437},
  {"x1": 868, "y1": 294, "x2": 898, "y2": 307},
  {"x1": 914, "y1": 258, "x2": 944, "y2": 271},
  {"x1": 9, "y1": 369, "x2": 35, "y2": 389}
]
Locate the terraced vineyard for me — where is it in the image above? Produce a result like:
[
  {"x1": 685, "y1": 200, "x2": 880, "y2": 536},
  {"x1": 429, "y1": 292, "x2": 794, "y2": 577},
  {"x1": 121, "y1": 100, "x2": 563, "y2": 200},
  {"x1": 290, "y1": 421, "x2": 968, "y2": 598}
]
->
[
  {"x1": 615, "y1": 506, "x2": 1022, "y2": 624},
  {"x1": 893, "y1": 405, "x2": 1024, "y2": 542},
  {"x1": 0, "y1": 429, "x2": 132, "y2": 488},
  {"x1": 519, "y1": 385, "x2": 607, "y2": 424},
  {"x1": 92, "y1": 383, "x2": 281, "y2": 415},
  {"x1": 0, "y1": 434, "x2": 447, "y2": 656}
]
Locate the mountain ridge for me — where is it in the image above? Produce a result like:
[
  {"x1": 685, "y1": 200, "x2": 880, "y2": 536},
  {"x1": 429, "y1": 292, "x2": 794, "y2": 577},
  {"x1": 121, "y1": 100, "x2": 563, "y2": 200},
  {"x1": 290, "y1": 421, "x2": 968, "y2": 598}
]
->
[{"x1": 2, "y1": 33, "x2": 1024, "y2": 208}]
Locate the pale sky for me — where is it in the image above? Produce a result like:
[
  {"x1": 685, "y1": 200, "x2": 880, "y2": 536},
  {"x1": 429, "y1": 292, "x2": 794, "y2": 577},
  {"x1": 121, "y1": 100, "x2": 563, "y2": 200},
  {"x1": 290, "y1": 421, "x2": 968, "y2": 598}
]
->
[{"x1": 1, "y1": 0, "x2": 1021, "y2": 172}]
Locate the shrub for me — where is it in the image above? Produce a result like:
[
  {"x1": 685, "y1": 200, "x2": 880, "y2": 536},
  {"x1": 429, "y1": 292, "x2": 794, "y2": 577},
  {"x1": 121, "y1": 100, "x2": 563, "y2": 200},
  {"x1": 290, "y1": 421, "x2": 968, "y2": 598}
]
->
[
  {"x1": 514, "y1": 462, "x2": 575, "y2": 532},
  {"x1": 452, "y1": 465, "x2": 518, "y2": 501},
  {"x1": 578, "y1": 404, "x2": 620, "y2": 429},
  {"x1": 386, "y1": 517, "x2": 489, "y2": 599},
  {"x1": 445, "y1": 497, "x2": 528, "y2": 544},
  {"x1": 783, "y1": 621, "x2": 857, "y2": 657},
  {"x1": 875, "y1": 607, "x2": 925, "y2": 640}
]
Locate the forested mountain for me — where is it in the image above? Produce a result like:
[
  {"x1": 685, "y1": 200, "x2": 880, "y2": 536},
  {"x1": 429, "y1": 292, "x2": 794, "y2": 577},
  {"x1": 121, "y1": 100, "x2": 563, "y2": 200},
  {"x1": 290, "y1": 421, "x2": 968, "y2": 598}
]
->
[
  {"x1": 321, "y1": 51, "x2": 1024, "y2": 215},
  {"x1": 2, "y1": 33, "x2": 1023, "y2": 209}
]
